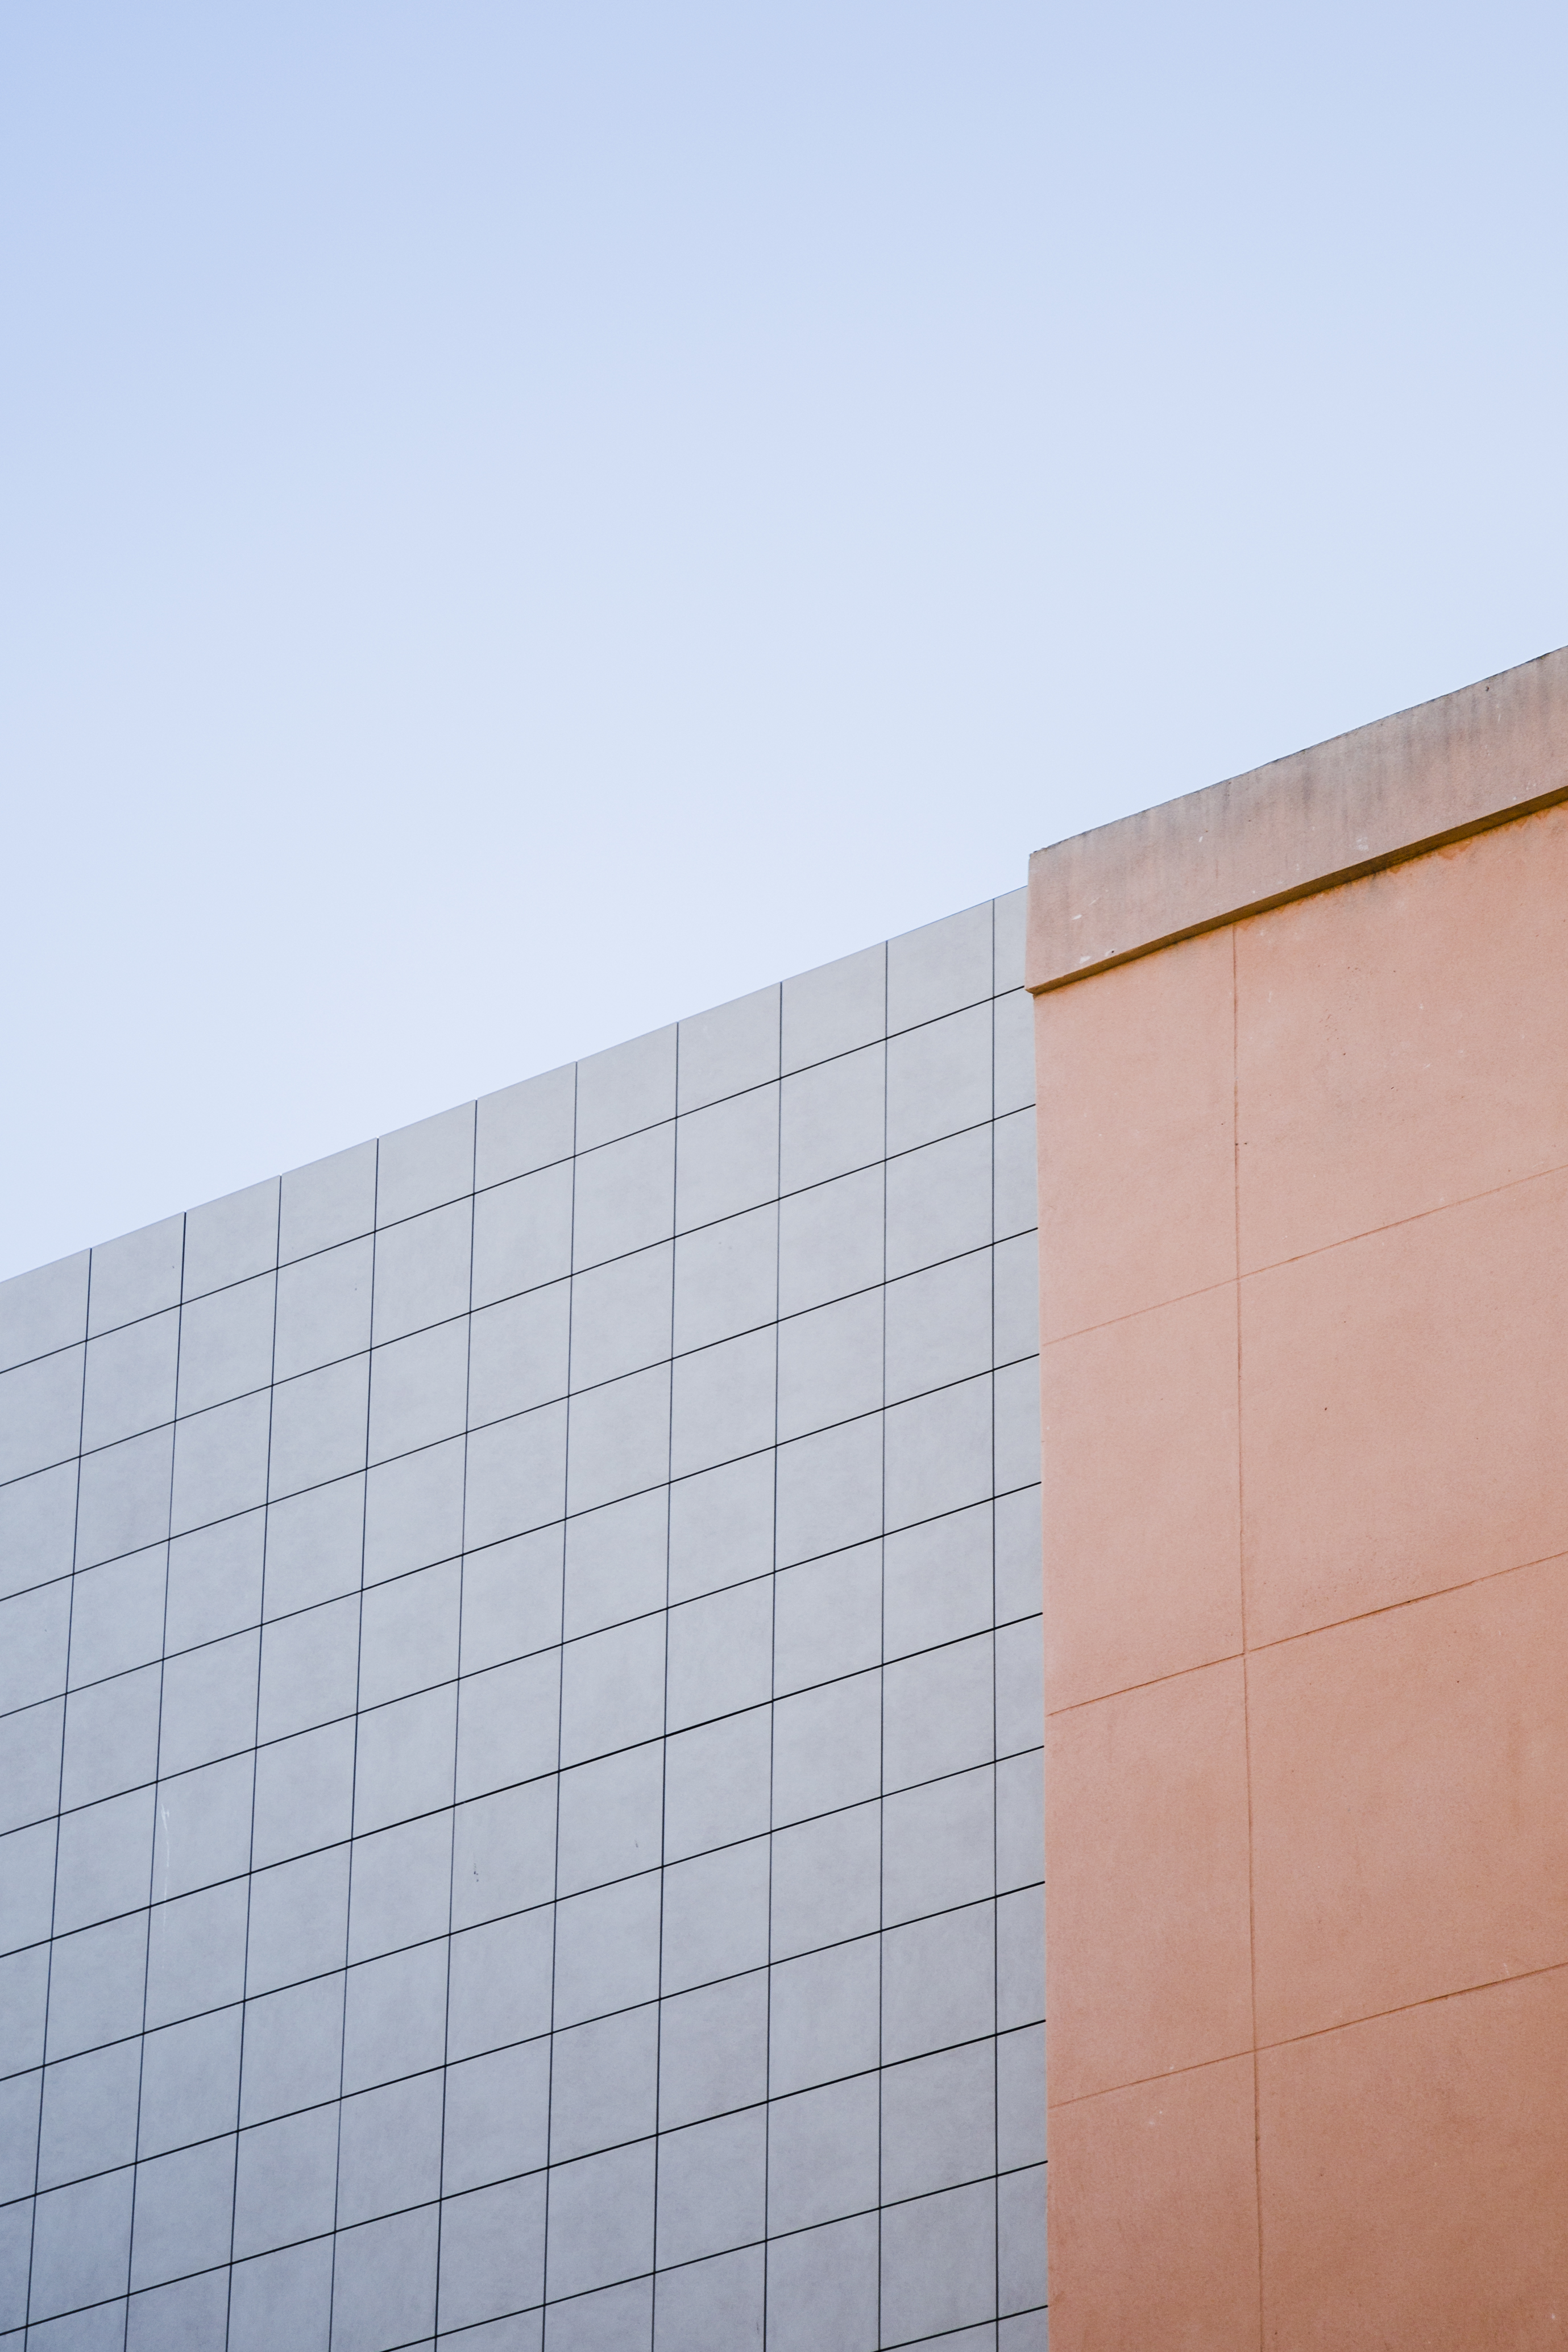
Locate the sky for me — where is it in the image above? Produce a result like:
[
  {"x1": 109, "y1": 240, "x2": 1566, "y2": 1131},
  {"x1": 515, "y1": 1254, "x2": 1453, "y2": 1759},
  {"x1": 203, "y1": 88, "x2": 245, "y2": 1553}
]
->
[{"x1": 3, "y1": 1, "x2": 1566, "y2": 1281}]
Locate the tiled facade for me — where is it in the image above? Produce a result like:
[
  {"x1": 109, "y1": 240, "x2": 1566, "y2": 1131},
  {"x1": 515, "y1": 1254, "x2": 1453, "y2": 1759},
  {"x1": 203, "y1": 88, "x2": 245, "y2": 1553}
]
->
[{"x1": 0, "y1": 892, "x2": 1046, "y2": 2352}]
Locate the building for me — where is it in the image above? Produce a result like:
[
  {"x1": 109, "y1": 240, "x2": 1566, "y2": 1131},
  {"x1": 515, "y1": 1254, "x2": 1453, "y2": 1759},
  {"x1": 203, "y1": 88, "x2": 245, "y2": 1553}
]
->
[{"x1": 2, "y1": 643, "x2": 1566, "y2": 2350}]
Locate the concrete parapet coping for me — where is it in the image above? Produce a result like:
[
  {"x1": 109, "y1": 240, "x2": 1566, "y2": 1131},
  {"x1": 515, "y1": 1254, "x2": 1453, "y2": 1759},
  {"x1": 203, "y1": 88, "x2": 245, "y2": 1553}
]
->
[{"x1": 1026, "y1": 643, "x2": 1568, "y2": 993}]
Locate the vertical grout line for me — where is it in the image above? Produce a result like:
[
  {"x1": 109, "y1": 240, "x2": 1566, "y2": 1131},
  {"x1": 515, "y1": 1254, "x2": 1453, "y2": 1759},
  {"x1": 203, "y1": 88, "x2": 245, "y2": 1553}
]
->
[
  {"x1": 223, "y1": 1184, "x2": 284, "y2": 2349},
  {"x1": 432, "y1": 1104, "x2": 479, "y2": 2347},
  {"x1": 649, "y1": 1040, "x2": 679, "y2": 2351},
  {"x1": 876, "y1": 941, "x2": 888, "y2": 2352},
  {"x1": 327, "y1": 1145, "x2": 380, "y2": 2350},
  {"x1": 761, "y1": 981, "x2": 783, "y2": 2352},
  {"x1": 23, "y1": 1253, "x2": 94, "y2": 2338},
  {"x1": 990, "y1": 903, "x2": 1003, "y2": 2336},
  {"x1": 540, "y1": 1061, "x2": 580, "y2": 2337},
  {"x1": 122, "y1": 1217, "x2": 188, "y2": 2350},
  {"x1": 1232, "y1": 928, "x2": 1266, "y2": 2352}
]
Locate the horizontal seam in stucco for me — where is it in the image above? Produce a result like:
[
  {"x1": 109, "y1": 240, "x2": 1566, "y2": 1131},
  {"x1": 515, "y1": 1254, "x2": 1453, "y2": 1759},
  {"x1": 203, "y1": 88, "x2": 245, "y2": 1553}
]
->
[
  {"x1": 1046, "y1": 1955, "x2": 1568, "y2": 2113},
  {"x1": 1027, "y1": 785, "x2": 1568, "y2": 997},
  {"x1": 1046, "y1": 1649, "x2": 1245, "y2": 1719},
  {"x1": 1241, "y1": 1545, "x2": 1568, "y2": 1660},
  {"x1": 1036, "y1": 1153, "x2": 1568, "y2": 1355}
]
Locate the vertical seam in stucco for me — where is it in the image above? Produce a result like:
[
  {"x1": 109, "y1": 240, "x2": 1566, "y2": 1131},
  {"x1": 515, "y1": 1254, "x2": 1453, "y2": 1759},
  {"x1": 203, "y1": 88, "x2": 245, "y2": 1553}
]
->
[{"x1": 1233, "y1": 927, "x2": 1265, "y2": 2350}]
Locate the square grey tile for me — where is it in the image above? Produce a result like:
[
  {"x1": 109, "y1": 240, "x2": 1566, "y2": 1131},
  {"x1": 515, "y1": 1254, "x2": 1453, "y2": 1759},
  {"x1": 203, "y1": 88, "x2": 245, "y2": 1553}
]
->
[
  {"x1": 768, "y1": 1938, "x2": 879, "y2": 2097},
  {"x1": 568, "y1": 1245, "x2": 671, "y2": 1393},
  {"x1": 781, "y1": 943, "x2": 885, "y2": 1073},
  {"x1": 887, "y1": 900, "x2": 994, "y2": 1035},
  {"x1": 666, "y1": 1578, "x2": 771, "y2": 1731},
  {"x1": 455, "y1": 1649, "x2": 560, "y2": 1804},
  {"x1": 0, "y1": 1248, "x2": 88, "y2": 1375},
  {"x1": 764, "y1": 2210, "x2": 878, "y2": 2352},
  {"x1": 452, "y1": 1779, "x2": 557, "y2": 1930},
  {"x1": 652, "y1": 2243, "x2": 763, "y2": 2352},
  {"x1": 994, "y1": 1616, "x2": 1045, "y2": 1757},
  {"x1": 556, "y1": 1740, "x2": 663, "y2": 1893},
  {"x1": 82, "y1": 1309, "x2": 179, "y2": 1451},
  {"x1": 472, "y1": 1160, "x2": 574, "y2": 1310},
  {"x1": 227, "y1": 2234, "x2": 334, "y2": 2351},
  {"x1": 364, "y1": 1434, "x2": 467, "y2": 1581},
  {"x1": 60, "y1": 1669, "x2": 160, "y2": 1808},
  {"x1": 358, "y1": 1558, "x2": 462, "y2": 1709},
  {"x1": 165, "y1": 1508, "x2": 264, "y2": 1654},
  {"x1": 368, "y1": 1319, "x2": 470, "y2": 1463},
  {"x1": 475, "y1": 1061, "x2": 576, "y2": 1190},
  {"x1": 88, "y1": 1216, "x2": 184, "y2": 1337},
  {"x1": 442, "y1": 2036, "x2": 550, "y2": 2193},
  {"x1": 667, "y1": 1452, "x2": 774, "y2": 1606},
  {"x1": 251, "y1": 1718, "x2": 356, "y2": 1869},
  {"x1": 244, "y1": 1844, "x2": 350, "y2": 1997},
  {"x1": 883, "y1": 1765, "x2": 995, "y2": 1926},
  {"x1": 883, "y1": 1374, "x2": 992, "y2": 1533},
  {"x1": 562, "y1": 1487, "x2": 665, "y2": 1638},
  {"x1": 771, "y1": 1671, "x2": 880, "y2": 1827},
  {"x1": 337, "y1": 2069, "x2": 444, "y2": 2225},
  {"x1": 76, "y1": 1425, "x2": 173, "y2": 1570},
  {"x1": 0, "y1": 1343, "x2": 82, "y2": 1484},
  {"x1": 176, "y1": 1274, "x2": 275, "y2": 1416},
  {"x1": 766, "y1": 2071, "x2": 878, "y2": 2234},
  {"x1": 998, "y1": 2163, "x2": 1047, "y2": 2316},
  {"x1": 261, "y1": 1475, "x2": 364, "y2": 1619},
  {"x1": 660, "y1": 1834, "x2": 769, "y2": 1994},
  {"x1": 144, "y1": 1877, "x2": 248, "y2": 2030},
  {"x1": 352, "y1": 1682, "x2": 457, "y2": 1835},
  {"x1": 880, "y1": 2038, "x2": 996, "y2": 2202},
  {"x1": 27, "y1": 2164, "x2": 135, "y2": 2321},
  {"x1": 342, "y1": 1938, "x2": 449, "y2": 2090},
  {"x1": 887, "y1": 1123, "x2": 993, "y2": 1281},
  {"x1": 0, "y1": 1459, "x2": 78, "y2": 1598},
  {"x1": 658, "y1": 1968, "x2": 768, "y2": 2129},
  {"x1": 552, "y1": 1876, "x2": 661, "y2": 2030},
  {"x1": 273, "y1": 1235, "x2": 374, "y2": 1382},
  {"x1": 886, "y1": 1250, "x2": 992, "y2": 1404},
  {"x1": 994, "y1": 989, "x2": 1036, "y2": 1118},
  {"x1": 565, "y1": 1364, "x2": 669, "y2": 1516},
  {"x1": 239, "y1": 1969, "x2": 346, "y2": 2124},
  {"x1": 880, "y1": 2176, "x2": 995, "y2": 2343},
  {"x1": 183, "y1": 1177, "x2": 279, "y2": 1302},
  {"x1": 886, "y1": 1003, "x2": 992, "y2": 1158},
  {"x1": 232, "y1": 2102, "x2": 339, "y2": 2259},
  {"x1": 673, "y1": 1204, "x2": 778, "y2": 1355},
  {"x1": 0, "y1": 1575, "x2": 70, "y2": 1713},
  {"x1": 280, "y1": 1140, "x2": 377, "y2": 1266},
  {"x1": 268, "y1": 1357, "x2": 368, "y2": 1500},
  {"x1": 550, "y1": 2001, "x2": 659, "y2": 2162},
  {"x1": 462, "y1": 1524, "x2": 563, "y2": 1667},
  {"x1": 376, "y1": 1101, "x2": 474, "y2": 1227},
  {"x1": 775, "y1": 1416, "x2": 881, "y2": 1570},
  {"x1": 772, "y1": 1545, "x2": 880, "y2": 1696},
  {"x1": 544, "y1": 2137, "x2": 655, "y2": 2301},
  {"x1": 575, "y1": 1025, "x2": 677, "y2": 1153},
  {"x1": 884, "y1": 1503, "x2": 993, "y2": 1661},
  {"x1": 571, "y1": 1124, "x2": 675, "y2": 1271},
  {"x1": 997, "y1": 1885, "x2": 1044, "y2": 2031},
  {"x1": 468, "y1": 1283, "x2": 571, "y2": 1426},
  {"x1": 136, "y1": 2003, "x2": 243, "y2": 2158},
  {"x1": 448, "y1": 1907, "x2": 554, "y2": 2058},
  {"x1": 330, "y1": 2202, "x2": 439, "y2": 2352},
  {"x1": 883, "y1": 1633, "x2": 994, "y2": 1790},
  {"x1": 777, "y1": 1164, "x2": 883, "y2": 1319},
  {"x1": 993, "y1": 886, "x2": 1027, "y2": 993},
  {"x1": 347, "y1": 1810, "x2": 453, "y2": 1962},
  {"x1": 170, "y1": 1388, "x2": 272, "y2": 1534},
  {"x1": 371, "y1": 1198, "x2": 472, "y2": 1345},
  {"x1": 150, "y1": 1752, "x2": 255, "y2": 1902},
  {"x1": 675, "y1": 1088, "x2": 779, "y2": 1233},
  {"x1": 654, "y1": 2104, "x2": 766, "y2": 2267},
  {"x1": 882, "y1": 1903, "x2": 995, "y2": 2063},
  {"x1": 560, "y1": 1615, "x2": 665, "y2": 1766},
  {"x1": 769, "y1": 1802, "x2": 880, "y2": 1961},
  {"x1": 663, "y1": 1707, "x2": 770, "y2": 1862},
  {"x1": 777, "y1": 1289, "x2": 881, "y2": 1443},
  {"x1": 38, "y1": 2039, "x2": 142, "y2": 2189},
  {"x1": 997, "y1": 2023, "x2": 1046, "y2": 2171},
  {"x1": 779, "y1": 1047, "x2": 884, "y2": 1196},
  {"x1": 258, "y1": 1595, "x2": 360, "y2": 1746},
  {"x1": 438, "y1": 2173, "x2": 547, "y2": 2334},
  {"x1": 677, "y1": 986, "x2": 780, "y2": 1116}
]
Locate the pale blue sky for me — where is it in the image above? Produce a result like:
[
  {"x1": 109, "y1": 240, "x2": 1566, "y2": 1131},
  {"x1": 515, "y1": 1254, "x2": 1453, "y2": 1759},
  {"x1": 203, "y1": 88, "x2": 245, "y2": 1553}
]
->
[{"x1": 3, "y1": 2, "x2": 1565, "y2": 1279}]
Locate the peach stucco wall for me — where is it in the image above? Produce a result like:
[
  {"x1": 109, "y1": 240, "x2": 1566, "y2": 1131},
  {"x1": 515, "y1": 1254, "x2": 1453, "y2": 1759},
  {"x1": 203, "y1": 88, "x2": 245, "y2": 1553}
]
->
[{"x1": 1034, "y1": 800, "x2": 1568, "y2": 2347}]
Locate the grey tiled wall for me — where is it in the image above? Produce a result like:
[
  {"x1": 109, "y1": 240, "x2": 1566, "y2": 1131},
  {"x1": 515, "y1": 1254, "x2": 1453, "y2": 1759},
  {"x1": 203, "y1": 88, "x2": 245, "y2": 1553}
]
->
[{"x1": 0, "y1": 891, "x2": 1045, "y2": 2352}]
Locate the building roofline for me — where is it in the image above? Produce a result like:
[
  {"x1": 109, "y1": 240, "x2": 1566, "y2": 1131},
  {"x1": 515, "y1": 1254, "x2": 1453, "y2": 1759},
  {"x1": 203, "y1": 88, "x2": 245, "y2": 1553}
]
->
[{"x1": 1026, "y1": 644, "x2": 1568, "y2": 994}]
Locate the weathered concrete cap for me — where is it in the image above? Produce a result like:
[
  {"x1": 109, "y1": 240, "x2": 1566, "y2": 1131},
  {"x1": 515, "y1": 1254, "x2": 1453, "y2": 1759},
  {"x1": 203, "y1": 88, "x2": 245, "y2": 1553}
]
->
[{"x1": 1027, "y1": 643, "x2": 1568, "y2": 993}]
